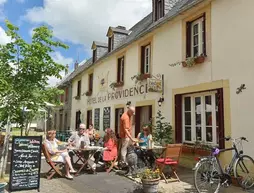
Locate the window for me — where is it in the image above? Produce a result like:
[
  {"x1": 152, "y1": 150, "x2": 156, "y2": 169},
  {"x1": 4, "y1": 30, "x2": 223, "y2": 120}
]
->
[
  {"x1": 77, "y1": 80, "x2": 81, "y2": 97},
  {"x1": 182, "y1": 91, "x2": 218, "y2": 144},
  {"x1": 186, "y1": 13, "x2": 206, "y2": 58},
  {"x1": 117, "y1": 56, "x2": 124, "y2": 83},
  {"x1": 87, "y1": 110, "x2": 92, "y2": 129},
  {"x1": 65, "y1": 87, "x2": 68, "y2": 102},
  {"x1": 108, "y1": 35, "x2": 114, "y2": 52},
  {"x1": 93, "y1": 49, "x2": 97, "y2": 63},
  {"x1": 141, "y1": 44, "x2": 151, "y2": 74},
  {"x1": 88, "y1": 73, "x2": 93, "y2": 92},
  {"x1": 154, "y1": 0, "x2": 164, "y2": 21}
]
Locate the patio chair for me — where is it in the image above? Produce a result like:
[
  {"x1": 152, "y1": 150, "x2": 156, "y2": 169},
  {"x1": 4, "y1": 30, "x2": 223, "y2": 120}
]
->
[
  {"x1": 106, "y1": 156, "x2": 119, "y2": 173},
  {"x1": 155, "y1": 144, "x2": 182, "y2": 183},
  {"x1": 42, "y1": 143, "x2": 64, "y2": 180}
]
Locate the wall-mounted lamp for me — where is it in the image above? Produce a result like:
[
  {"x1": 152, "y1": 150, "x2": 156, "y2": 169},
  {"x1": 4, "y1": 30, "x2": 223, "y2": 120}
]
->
[
  {"x1": 158, "y1": 97, "x2": 164, "y2": 107},
  {"x1": 126, "y1": 101, "x2": 131, "y2": 108}
]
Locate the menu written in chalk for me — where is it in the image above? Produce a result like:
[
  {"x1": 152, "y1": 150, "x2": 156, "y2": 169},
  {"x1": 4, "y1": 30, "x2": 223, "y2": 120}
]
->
[
  {"x1": 9, "y1": 136, "x2": 42, "y2": 192},
  {"x1": 94, "y1": 108, "x2": 100, "y2": 130},
  {"x1": 103, "y1": 107, "x2": 111, "y2": 130}
]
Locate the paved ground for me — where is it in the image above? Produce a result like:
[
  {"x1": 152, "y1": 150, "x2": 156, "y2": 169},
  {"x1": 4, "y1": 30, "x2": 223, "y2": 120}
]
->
[{"x1": 4, "y1": 159, "x2": 254, "y2": 193}]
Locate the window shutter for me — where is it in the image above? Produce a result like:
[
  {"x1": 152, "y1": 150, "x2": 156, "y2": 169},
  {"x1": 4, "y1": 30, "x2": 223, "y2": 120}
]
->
[
  {"x1": 141, "y1": 46, "x2": 145, "y2": 74},
  {"x1": 175, "y1": 94, "x2": 182, "y2": 143},
  {"x1": 186, "y1": 21, "x2": 192, "y2": 58},
  {"x1": 217, "y1": 88, "x2": 225, "y2": 149},
  {"x1": 122, "y1": 57, "x2": 125, "y2": 82},
  {"x1": 117, "y1": 58, "x2": 121, "y2": 82},
  {"x1": 202, "y1": 13, "x2": 206, "y2": 56},
  {"x1": 135, "y1": 107, "x2": 141, "y2": 137}
]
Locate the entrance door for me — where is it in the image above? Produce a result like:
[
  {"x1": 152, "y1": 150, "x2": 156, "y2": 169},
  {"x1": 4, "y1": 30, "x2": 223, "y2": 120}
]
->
[
  {"x1": 75, "y1": 110, "x2": 81, "y2": 129},
  {"x1": 87, "y1": 110, "x2": 92, "y2": 128},
  {"x1": 115, "y1": 108, "x2": 124, "y2": 137},
  {"x1": 135, "y1": 105, "x2": 152, "y2": 137}
]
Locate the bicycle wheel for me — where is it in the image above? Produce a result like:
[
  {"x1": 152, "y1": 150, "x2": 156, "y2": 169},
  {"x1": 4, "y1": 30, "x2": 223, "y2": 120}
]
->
[
  {"x1": 234, "y1": 155, "x2": 254, "y2": 189},
  {"x1": 194, "y1": 160, "x2": 221, "y2": 193}
]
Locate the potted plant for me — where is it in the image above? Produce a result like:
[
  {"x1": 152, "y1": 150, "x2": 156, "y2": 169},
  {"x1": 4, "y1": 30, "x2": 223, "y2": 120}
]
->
[
  {"x1": 85, "y1": 90, "x2": 92, "y2": 96},
  {"x1": 109, "y1": 81, "x2": 124, "y2": 90},
  {"x1": 131, "y1": 73, "x2": 151, "y2": 84},
  {"x1": 139, "y1": 169, "x2": 160, "y2": 193},
  {"x1": 194, "y1": 141, "x2": 211, "y2": 156},
  {"x1": 169, "y1": 54, "x2": 206, "y2": 68}
]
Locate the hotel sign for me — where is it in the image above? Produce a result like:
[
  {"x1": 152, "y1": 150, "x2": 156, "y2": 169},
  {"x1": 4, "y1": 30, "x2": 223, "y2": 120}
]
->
[
  {"x1": 87, "y1": 84, "x2": 148, "y2": 105},
  {"x1": 147, "y1": 78, "x2": 162, "y2": 93}
]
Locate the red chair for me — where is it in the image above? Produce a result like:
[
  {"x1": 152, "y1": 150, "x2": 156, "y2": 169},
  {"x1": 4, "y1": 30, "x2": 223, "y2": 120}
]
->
[{"x1": 155, "y1": 144, "x2": 182, "y2": 183}]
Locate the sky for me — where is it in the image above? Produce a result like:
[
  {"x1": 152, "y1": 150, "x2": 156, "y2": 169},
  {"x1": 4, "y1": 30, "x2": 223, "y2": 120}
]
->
[{"x1": 0, "y1": 0, "x2": 152, "y2": 85}]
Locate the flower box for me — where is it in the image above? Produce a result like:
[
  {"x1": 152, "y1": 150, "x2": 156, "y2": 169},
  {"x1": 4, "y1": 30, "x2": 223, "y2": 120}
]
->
[
  {"x1": 114, "y1": 82, "x2": 124, "y2": 87},
  {"x1": 194, "y1": 55, "x2": 205, "y2": 64},
  {"x1": 85, "y1": 91, "x2": 92, "y2": 96},
  {"x1": 182, "y1": 145, "x2": 194, "y2": 154},
  {"x1": 194, "y1": 148, "x2": 210, "y2": 156}
]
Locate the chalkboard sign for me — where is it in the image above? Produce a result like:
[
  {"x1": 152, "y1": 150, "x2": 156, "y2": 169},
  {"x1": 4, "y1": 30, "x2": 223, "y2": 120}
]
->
[
  {"x1": 103, "y1": 107, "x2": 111, "y2": 130},
  {"x1": 94, "y1": 108, "x2": 100, "y2": 130},
  {"x1": 9, "y1": 136, "x2": 42, "y2": 192}
]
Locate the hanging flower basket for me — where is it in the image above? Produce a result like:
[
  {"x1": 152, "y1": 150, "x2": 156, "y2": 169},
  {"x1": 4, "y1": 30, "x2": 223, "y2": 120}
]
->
[
  {"x1": 85, "y1": 91, "x2": 92, "y2": 96},
  {"x1": 109, "y1": 81, "x2": 124, "y2": 90},
  {"x1": 131, "y1": 73, "x2": 150, "y2": 84}
]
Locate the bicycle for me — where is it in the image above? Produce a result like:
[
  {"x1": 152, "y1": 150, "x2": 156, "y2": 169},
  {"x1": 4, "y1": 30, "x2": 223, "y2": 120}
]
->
[{"x1": 193, "y1": 136, "x2": 254, "y2": 193}]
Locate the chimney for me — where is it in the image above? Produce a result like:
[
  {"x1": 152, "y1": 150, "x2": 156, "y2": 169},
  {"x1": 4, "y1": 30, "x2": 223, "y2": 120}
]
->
[
  {"x1": 65, "y1": 64, "x2": 69, "y2": 75},
  {"x1": 116, "y1": 26, "x2": 126, "y2": 30},
  {"x1": 74, "y1": 61, "x2": 79, "y2": 70}
]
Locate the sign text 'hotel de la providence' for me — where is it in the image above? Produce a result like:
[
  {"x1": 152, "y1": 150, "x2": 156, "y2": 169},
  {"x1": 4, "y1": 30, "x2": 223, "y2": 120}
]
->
[{"x1": 87, "y1": 84, "x2": 148, "y2": 105}]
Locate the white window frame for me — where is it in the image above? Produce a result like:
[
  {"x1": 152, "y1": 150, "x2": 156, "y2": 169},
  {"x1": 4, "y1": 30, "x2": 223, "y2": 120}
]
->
[
  {"x1": 182, "y1": 91, "x2": 217, "y2": 145},
  {"x1": 110, "y1": 35, "x2": 114, "y2": 51},
  {"x1": 119, "y1": 57, "x2": 124, "y2": 82},
  {"x1": 144, "y1": 44, "x2": 151, "y2": 74},
  {"x1": 191, "y1": 17, "x2": 204, "y2": 57}
]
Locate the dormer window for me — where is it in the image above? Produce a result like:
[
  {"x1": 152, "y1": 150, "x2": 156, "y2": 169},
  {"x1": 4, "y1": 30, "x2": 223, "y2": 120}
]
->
[
  {"x1": 108, "y1": 35, "x2": 114, "y2": 52},
  {"x1": 153, "y1": 0, "x2": 165, "y2": 22},
  {"x1": 92, "y1": 49, "x2": 97, "y2": 63}
]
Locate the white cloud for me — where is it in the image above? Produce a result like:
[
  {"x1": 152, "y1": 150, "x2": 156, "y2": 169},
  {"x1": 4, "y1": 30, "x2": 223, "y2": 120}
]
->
[
  {"x1": 0, "y1": 26, "x2": 11, "y2": 45},
  {"x1": 47, "y1": 51, "x2": 74, "y2": 86},
  {"x1": 23, "y1": 0, "x2": 151, "y2": 48},
  {"x1": 0, "y1": 0, "x2": 7, "y2": 5}
]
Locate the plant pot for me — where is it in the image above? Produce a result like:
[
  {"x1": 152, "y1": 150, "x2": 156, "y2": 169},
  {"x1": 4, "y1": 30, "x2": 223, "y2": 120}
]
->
[
  {"x1": 0, "y1": 182, "x2": 7, "y2": 193},
  {"x1": 182, "y1": 145, "x2": 194, "y2": 154},
  {"x1": 182, "y1": 61, "x2": 187, "y2": 67},
  {"x1": 141, "y1": 178, "x2": 160, "y2": 193},
  {"x1": 194, "y1": 56, "x2": 205, "y2": 64},
  {"x1": 195, "y1": 148, "x2": 210, "y2": 156}
]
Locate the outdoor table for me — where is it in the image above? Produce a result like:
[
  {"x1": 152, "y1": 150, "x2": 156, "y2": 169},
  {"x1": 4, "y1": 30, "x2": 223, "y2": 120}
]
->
[
  {"x1": 67, "y1": 146, "x2": 104, "y2": 176},
  {"x1": 135, "y1": 145, "x2": 166, "y2": 168}
]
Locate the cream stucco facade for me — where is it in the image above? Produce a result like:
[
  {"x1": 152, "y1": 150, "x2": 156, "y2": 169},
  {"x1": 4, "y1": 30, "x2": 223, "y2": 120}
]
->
[{"x1": 70, "y1": 0, "x2": 254, "y2": 166}]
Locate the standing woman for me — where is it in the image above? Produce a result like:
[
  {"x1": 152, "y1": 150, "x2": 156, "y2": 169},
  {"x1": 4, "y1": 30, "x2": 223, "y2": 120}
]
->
[{"x1": 45, "y1": 130, "x2": 76, "y2": 179}]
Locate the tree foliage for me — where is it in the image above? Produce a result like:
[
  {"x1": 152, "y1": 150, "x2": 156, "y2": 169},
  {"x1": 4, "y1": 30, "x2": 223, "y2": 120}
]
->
[
  {"x1": 0, "y1": 20, "x2": 67, "y2": 134},
  {"x1": 152, "y1": 110, "x2": 173, "y2": 145}
]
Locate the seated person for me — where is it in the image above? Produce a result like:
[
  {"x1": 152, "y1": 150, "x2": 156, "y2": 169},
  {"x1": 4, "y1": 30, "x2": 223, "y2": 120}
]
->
[
  {"x1": 68, "y1": 123, "x2": 96, "y2": 171},
  {"x1": 136, "y1": 125, "x2": 155, "y2": 168},
  {"x1": 45, "y1": 130, "x2": 76, "y2": 179},
  {"x1": 87, "y1": 124, "x2": 95, "y2": 143},
  {"x1": 94, "y1": 128, "x2": 117, "y2": 169}
]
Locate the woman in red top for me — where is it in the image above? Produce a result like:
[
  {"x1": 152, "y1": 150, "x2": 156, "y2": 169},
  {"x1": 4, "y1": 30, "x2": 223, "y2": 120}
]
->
[{"x1": 103, "y1": 128, "x2": 118, "y2": 162}]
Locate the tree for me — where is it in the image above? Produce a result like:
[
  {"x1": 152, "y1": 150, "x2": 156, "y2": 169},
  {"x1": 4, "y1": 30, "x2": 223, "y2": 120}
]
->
[
  {"x1": 0, "y1": 20, "x2": 66, "y2": 134},
  {"x1": 0, "y1": 20, "x2": 67, "y2": 177},
  {"x1": 152, "y1": 110, "x2": 173, "y2": 145}
]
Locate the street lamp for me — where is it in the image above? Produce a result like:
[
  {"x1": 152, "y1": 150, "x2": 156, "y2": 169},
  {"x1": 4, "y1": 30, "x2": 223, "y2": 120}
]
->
[{"x1": 158, "y1": 97, "x2": 164, "y2": 107}]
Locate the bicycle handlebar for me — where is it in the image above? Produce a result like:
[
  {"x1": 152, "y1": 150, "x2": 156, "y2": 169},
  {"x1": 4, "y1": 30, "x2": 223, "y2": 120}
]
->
[{"x1": 221, "y1": 136, "x2": 248, "y2": 142}]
